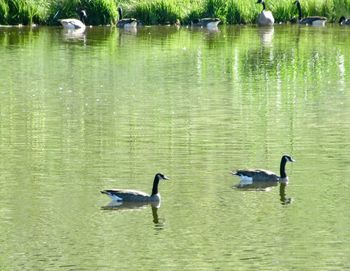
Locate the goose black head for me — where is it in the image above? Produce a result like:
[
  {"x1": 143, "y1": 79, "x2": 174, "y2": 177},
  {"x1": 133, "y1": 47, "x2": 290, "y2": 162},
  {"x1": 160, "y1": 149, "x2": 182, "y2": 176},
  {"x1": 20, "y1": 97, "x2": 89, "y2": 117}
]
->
[
  {"x1": 156, "y1": 173, "x2": 169, "y2": 181},
  {"x1": 283, "y1": 155, "x2": 295, "y2": 163},
  {"x1": 256, "y1": 0, "x2": 266, "y2": 11},
  {"x1": 80, "y1": 10, "x2": 87, "y2": 23},
  {"x1": 339, "y1": 16, "x2": 346, "y2": 24},
  {"x1": 294, "y1": 0, "x2": 301, "y2": 8}
]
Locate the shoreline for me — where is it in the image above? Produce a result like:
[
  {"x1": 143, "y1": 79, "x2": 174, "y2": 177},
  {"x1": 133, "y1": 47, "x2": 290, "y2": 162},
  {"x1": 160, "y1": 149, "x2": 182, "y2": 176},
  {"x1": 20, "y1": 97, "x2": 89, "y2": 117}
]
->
[{"x1": 0, "y1": 0, "x2": 346, "y2": 26}]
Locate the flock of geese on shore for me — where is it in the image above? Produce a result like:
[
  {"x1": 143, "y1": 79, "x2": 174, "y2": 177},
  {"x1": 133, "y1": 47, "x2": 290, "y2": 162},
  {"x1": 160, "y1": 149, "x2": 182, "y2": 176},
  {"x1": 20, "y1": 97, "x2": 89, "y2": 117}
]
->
[
  {"x1": 101, "y1": 155, "x2": 295, "y2": 207},
  {"x1": 59, "y1": 0, "x2": 350, "y2": 31}
]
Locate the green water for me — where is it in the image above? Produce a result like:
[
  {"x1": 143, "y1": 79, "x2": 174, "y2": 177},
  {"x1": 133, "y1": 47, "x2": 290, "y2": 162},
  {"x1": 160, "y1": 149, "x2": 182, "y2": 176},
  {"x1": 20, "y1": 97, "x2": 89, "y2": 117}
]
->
[{"x1": 0, "y1": 25, "x2": 350, "y2": 270}]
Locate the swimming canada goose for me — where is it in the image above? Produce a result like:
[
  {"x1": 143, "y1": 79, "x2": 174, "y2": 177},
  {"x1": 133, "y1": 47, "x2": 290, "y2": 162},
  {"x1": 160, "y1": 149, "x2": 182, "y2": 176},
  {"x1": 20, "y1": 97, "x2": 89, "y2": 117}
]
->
[
  {"x1": 117, "y1": 7, "x2": 137, "y2": 28},
  {"x1": 59, "y1": 10, "x2": 87, "y2": 30},
  {"x1": 256, "y1": 0, "x2": 275, "y2": 26},
  {"x1": 101, "y1": 173, "x2": 169, "y2": 202},
  {"x1": 232, "y1": 155, "x2": 295, "y2": 189},
  {"x1": 294, "y1": 0, "x2": 327, "y2": 26},
  {"x1": 339, "y1": 16, "x2": 350, "y2": 25},
  {"x1": 191, "y1": 18, "x2": 220, "y2": 29}
]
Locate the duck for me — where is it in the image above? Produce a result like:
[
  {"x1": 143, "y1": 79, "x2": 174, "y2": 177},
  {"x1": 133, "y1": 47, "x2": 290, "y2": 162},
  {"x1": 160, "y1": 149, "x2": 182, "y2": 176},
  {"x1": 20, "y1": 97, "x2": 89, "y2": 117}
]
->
[
  {"x1": 101, "y1": 173, "x2": 169, "y2": 202},
  {"x1": 256, "y1": 0, "x2": 275, "y2": 26},
  {"x1": 339, "y1": 16, "x2": 350, "y2": 26},
  {"x1": 59, "y1": 9, "x2": 87, "y2": 30},
  {"x1": 191, "y1": 18, "x2": 220, "y2": 29},
  {"x1": 232, "y1": 155, "x2": 295, "y2": 189},
  {"x1": 294, "y1": 0, "x2": 327, "y2": 26},
  {"x1": 117, "y1": 7, "x2": 137, "y2": 28}
]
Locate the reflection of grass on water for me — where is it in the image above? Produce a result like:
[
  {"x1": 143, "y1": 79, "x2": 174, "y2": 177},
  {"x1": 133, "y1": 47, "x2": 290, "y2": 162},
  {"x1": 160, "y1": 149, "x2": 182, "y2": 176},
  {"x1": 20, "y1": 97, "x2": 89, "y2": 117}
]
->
[{"x1": 0, "y1": 0, "x2": 349, "y2": 25}]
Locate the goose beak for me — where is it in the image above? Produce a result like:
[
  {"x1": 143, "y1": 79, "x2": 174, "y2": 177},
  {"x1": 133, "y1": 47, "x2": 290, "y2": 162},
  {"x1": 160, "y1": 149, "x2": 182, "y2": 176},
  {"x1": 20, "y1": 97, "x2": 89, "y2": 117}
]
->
[
  {"x1": 163, "y1": 175, "x2": 170, "y2": 180},
  {"x1": 291, "y1": 158, "x2": 296, "y2": 162}
]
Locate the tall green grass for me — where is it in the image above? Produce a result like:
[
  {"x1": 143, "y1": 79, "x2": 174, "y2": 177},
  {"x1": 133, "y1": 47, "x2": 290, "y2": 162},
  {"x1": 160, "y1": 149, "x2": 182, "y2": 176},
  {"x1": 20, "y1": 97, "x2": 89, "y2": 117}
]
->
[
  {"x1": 50, "y1": 0, "x2": 117, "y2": 25},
  {"x1": 134, "y1": 0, "x2": 181, "y2": 25},
  {"x1": 0, "y1": 0, "x2": 350, "y2": 25},
  {"x1": 0, "y1": 0, "x2": 50, "y2": 24}
]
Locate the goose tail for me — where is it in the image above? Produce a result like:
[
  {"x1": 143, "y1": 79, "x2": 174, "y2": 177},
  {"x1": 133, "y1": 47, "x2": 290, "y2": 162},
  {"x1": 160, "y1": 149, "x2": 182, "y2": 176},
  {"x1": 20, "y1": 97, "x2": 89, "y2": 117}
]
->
[
  {"x1": 231, "y1": 170, "x2": 238, "y2": 176},
  {"x1": 101, "y1": 190, "x2": 123, "y2": 201}
]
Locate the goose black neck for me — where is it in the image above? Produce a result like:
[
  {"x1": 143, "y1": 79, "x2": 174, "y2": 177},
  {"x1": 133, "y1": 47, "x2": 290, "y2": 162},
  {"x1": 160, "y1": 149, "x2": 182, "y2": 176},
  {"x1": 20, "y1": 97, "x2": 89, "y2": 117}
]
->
[
  {"x1": 151, "y1": 175, "x2": 160, "y2": 196},
  {"x1": 280, "y1": 157, "x2": 288, "y2": 178},
  {"x1": 80, "y1": 10, "x2": 86, "y2": 23},
  {"x1": 339, "y1": 16, "x2": 345, "y2": 24},
  {"x1": 118, "y1": 8, "x2": 123, "y2": 19},
  {"x1": 296, "y1": 2, "x2": 302, "y2": 20},
  {"x1": 261, "y1": 1, "x2": 266, "y2": 11}
]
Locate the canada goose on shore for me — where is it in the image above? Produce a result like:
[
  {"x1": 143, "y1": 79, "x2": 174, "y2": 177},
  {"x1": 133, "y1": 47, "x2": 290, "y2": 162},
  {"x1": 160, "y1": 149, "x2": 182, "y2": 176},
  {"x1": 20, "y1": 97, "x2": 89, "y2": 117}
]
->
[
  {"x1": 256, "y1": 0, "x2": 275, "y2": 26},
  {"x1": 117, "y1": 7, "x2": 137, "y2": 28},
  {"x1": 339, "y1": 16, "x2": 350, "y2": 26},
  {"x1": 294, "y1": 0, "x2": 327, "y2": 26},
  {"x1": 191, "y1": 18, "x2": 220, "y2": 29},
  {"x1": 232, "y1": 155, "x2": 295, "y2": 189},
  {"x1": 59, "y1": 10, "x2": 87, "y2": 30},
  {"x1": 101, "y1": 173, "x2": 169, "y2": 202}
]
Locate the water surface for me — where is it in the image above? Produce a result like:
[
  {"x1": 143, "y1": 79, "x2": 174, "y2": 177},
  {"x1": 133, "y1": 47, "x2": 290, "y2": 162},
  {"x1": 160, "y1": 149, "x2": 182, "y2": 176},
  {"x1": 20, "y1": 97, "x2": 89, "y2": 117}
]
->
[{"x1": 0, "y1": 25, "x2": 350, "y2": 270}]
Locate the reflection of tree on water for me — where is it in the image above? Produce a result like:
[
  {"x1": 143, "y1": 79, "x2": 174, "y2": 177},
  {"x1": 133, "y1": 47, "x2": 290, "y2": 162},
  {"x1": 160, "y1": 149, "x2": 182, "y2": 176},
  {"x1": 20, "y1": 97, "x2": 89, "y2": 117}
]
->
[
  {"x1": 279, "y1": 183, "x2": 292, "y2": 205},
  {"x1": 101, "y1": 201, "x2": 165, "y2": 230}
]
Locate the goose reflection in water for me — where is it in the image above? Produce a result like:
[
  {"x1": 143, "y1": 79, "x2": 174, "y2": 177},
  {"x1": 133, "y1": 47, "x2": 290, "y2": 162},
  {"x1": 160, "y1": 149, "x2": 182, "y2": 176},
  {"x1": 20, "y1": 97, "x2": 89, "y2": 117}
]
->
[
  {"x1": 233, "y1": 181, "x2": 293, "y2": 205},
  {"x1": 101, "y1": 202, "x2": 165, "y2": 230},
  {"x1": 233, "y1": 182, "x2": 293, "y2": 205},
  {"x1": 279, "y1": 183, "x2": 292, "y2": 205},
  {"x1": 62, "y1": 28, "x2": 86, "y2": 43},
  {"x1": 257, "y1": 26, "x2": 274, "y2": 47},
  {"x1": 118, "y1": 26, "x2": 137, "y2": 35}
]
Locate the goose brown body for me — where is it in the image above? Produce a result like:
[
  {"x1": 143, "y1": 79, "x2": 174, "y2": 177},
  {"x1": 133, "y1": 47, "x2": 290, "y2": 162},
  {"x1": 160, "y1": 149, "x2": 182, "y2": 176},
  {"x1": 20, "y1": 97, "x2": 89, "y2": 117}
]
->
[
  {"x1": 117, "y1": 7, "x2": 137, "y2": 28},
  {"x1": 101, "y1": 173, "x2": 169, "y2": 202},
  {"x1": 191, "y1": 18, "x2": 220, "y2": 28},
  {"x1": 59, "y1": 10, "x2": 87, "y2": 30},
  {"x1": 294, "y1": 0, "x2": 326, "y2": 26},
  {"x1": 257, "y1": 0, "x2": 275, "y2": 26},
  {"x1": 339, "y1": 16, "x2": 350, "y2": 25}
]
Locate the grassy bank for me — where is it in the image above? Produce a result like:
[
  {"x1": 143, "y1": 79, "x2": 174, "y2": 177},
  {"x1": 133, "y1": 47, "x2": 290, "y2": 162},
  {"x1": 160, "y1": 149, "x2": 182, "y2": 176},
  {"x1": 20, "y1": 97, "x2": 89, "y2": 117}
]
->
[{"x1": 0, "y1": 0, "x2": 349, "y2": 25}]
